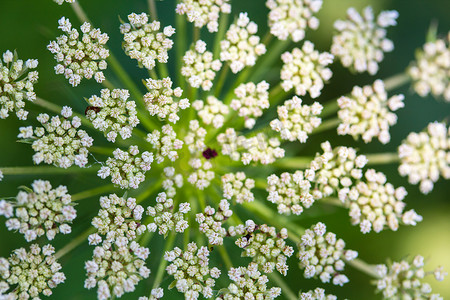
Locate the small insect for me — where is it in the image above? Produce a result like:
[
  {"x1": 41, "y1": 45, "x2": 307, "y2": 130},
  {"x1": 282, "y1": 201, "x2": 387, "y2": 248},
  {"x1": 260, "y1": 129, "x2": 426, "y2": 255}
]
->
[
  {"x1": 202, "y1": 148, "x2": 218, "y2": 159},
  {"x1": 85, "y1": 106, "x2": 101, "y2": 115}
]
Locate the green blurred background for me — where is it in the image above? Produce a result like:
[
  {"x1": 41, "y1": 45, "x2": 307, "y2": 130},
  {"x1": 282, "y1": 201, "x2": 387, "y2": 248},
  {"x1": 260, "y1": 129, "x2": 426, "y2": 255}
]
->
[{"x1": 0, "y1": 0, "x2": 449, "y2": 299}]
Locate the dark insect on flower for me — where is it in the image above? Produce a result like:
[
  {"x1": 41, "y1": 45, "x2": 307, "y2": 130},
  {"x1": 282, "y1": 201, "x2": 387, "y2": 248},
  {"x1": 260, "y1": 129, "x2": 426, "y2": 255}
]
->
[
  {"x1": 85, "y1": 106, "x2": 101, "y2": 115},
  {"x1": 202, "y1": 148, "x2": 218, "y2": 159}
]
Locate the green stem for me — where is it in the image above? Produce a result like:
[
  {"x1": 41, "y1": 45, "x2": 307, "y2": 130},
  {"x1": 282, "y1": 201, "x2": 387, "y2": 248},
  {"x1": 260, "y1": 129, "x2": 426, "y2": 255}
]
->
[
  {"x1": 268, "y1": 272, "x2": 297, "y2": 300},
  {"x1": 136, "y1": 177, "x2": 164, "y2": 203},
  {"x1": 55, "y1": 227, "x2": 95, "y2": 259},
  {"x1": 269, "y1": 156, "x2": 312, "y2": 170},
  {"x1": 151, "y1": 232, "x2": 176, "y2": 291},
  {"x1": 217, "y1": 245, "x2": 233, "y2": 270},
  {"x1": 249, "y1": 39, "x2": 290, "y2": 83},
  {"x1": 71, "y1": 184, "x2": 116, "y2": 201},
  {"x1": 70, "y1": 2, "x2": 89, "y2": 23},
  {"x1": 320, "y1": 100, "x2": 339, "y2": 119},
  {"x1": 147, "y1": 0, "x2": 158, "y2": 22},
  {"x1": 175, "y1": 5, "x2": 187, "y2": 90},
  {"x1": 213, "y1": 13, "x2": 229, "y2": 60},
  {"x1": 383, "y1": 72, "x2": 411, "y2": 91},
  {"x1": 348, "y1": 258, "x2": 381, "y2": 279},
  {"x1": 365, "y1": 153, "x2": 400, "y2": 165},
  {"x1": 214, "y1": 62, "x2": 230, "y2": 98},
  {"x1": 0, "y1": 165, "x2": 100, "y2": 175},
  {"x1": 89, "y1": 146, "x2": 115, "y2": 156},
  {"x1": 313, "y1": 117, "x2": 340, "y2": 134}
]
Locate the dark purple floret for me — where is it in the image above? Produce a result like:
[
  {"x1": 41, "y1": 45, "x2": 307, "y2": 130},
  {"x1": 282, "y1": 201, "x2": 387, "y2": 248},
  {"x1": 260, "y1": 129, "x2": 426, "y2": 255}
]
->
[{"x1": 202, "y1": 148, "x2": 218, "y2": 159}]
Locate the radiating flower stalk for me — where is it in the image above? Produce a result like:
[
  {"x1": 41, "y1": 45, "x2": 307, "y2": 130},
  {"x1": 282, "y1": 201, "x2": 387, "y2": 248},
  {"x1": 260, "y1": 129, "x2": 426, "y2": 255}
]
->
[{"x1": 0, "y1": 0, "x2": 449, "y2": 299}]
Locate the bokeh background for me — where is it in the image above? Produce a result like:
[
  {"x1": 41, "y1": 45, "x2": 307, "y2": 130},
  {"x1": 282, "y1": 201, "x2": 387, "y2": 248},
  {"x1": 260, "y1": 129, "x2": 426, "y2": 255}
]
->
[{"x1": 0, "y1": 0, "x2": 449, "y2": 299}]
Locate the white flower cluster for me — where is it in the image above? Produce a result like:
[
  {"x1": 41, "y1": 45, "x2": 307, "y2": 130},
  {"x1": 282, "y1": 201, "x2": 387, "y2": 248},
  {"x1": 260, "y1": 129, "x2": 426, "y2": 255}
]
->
[
  {"x1": 280, "y1": 41, "x2": 333, "y2": 98},
  {"x1": 0, "y1": 180, "x2": 76, "y2": 241},
  {"x1": 220, "y1": 13, "x2": 266, "y2": 73},
  {"x1": 218, "y1": 128, "x2": 285, "y2": 165},
  {"x1": 222, "y1": 172, "x2": 255, "y2": 204},
  {"x1": 164, "y1": 242, "x2": 221, "y2": 299},
  {"x1": 89, "y1": 194, "x2": 145, "y2": 245},
  {"x1": 176, "y1": 0, "x2": 231, "y2": 33},
  {"x1": 0, "y1": 170, "x2": 3, "y2": 181},
  {"x1": 297, "y1": 222, "x2": 358, "y2": 286},
  {"x1": 375, "y1": 255, "x2": 447, "y2": 299},
  {"x1": 147, "y1": 124, "x2": 183, "y2": 163},
  {"x1": 184, "y1": 120, "x2": 216, "y2": 190},
  {"x1": 98, "y1": 145, "x2": 154, "y2": 189},
  {"x1": 144, "y1": 77, "x2": 190, "y2": 123},
  {"x1": 230, "y1": 81, "x2": 270, "y2": 129},
  {"x1": 53, "y1": 0, "x2": 75, "y2": 4},
  {"x1": 182, "y1": 40, "x2": 222, "y2": 91},
  {"x1": 0, "y1": 244, "x2": 65, "y2": 299},
  {"x1": 138, "y1": 288, "x2": 164, "y2": 300},
  {"x1": 346, "y1": 169, "x2": 422, "y2": 234},
  {"x1": 266, "y1": 0, "x2": 322, "y2": 42},
  {"x1": 18, "y1": 106, "x2": 93, "y2": 168},
  {"x1": 0, "y1": 50, "x2": 38, "y2": 120},
  {"x1": 193, "y1": 96, "x2": 229, "y2": 129},
  {"x1": 234, "y1": 222, "x2": 294, "y2": 276},
  {"x1": 84, "y1": 240, "x2": 150, "y2": 300},
  {"x1": 146, "y1": 192, "x2": 190, "y2": 236},
  {"x1": 217, "y1": 262, "x2": 282, "y2": 300},
  {"x1": 270, "y1": 96, "x2": 323, "y2": 143},
  {"x1": 47, "y1": 17, "x2": 109, "y2": 86},
  {"x1": 85, "y1": 88, "x2": 139, "y2": 142},
  {"x1": 337, "y1": 79, "x2": 405, "y2": 144},
  {"x1": 309, "y1": 141, "x2": 368, "y2": 201},
  {"x1": 409, "y1": 32, "x2": 450, "y2": 102},
  {"x1": 196, "y1": 199, "x2": 232, "y2": 245},
  {"x1": 120, "y1": 12, "x2": 175, "y2": 70},
  {"x1": 398, "y1": 121, "x2": 450, "y2": 194},
  {"x1": 266, "y1": 170, "x2": 316, "y2": 215},
  {"x1": 86, "y1": 194, "x2": 149, "y2": 299},
  {"x1": 299, "y1": 288, "x2": 337, "y2": 300},
  {"x1": 162, "y1": 166, "x2": 184, "y2": 198},
  {"x1": 331, "y1": 6, "x2": 398, "y2": 75}
]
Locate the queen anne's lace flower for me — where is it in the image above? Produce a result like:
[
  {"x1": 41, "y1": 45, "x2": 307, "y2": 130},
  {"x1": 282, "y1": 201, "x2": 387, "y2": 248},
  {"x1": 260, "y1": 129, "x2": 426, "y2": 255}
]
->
[
  {"x1": 193, "y1": 96, "x2": 229, "y2": 129},
  {"x1": 176, "y1": 0, "x2": 231, "y2": 33},
  {"x1": 297, "y1": 222, "x2": 358, "y2": 286},
  {"x1": 220, "y1": 13, "x2": 266, "y2": 73},
  {"x1": 85, "y1": 88, "x2": 139, "y2": 142},
  {"x1": 120, "y1": 13, "x2": 175, "y2": 70},
  {"x1": 217, "y1": 262, "x2": 282, "y2": 300},
  {"x1": 147, "y1": 124, "x2": 183, "y2": 163},
  {"x1": 374, "y1": 255, "x2": 447, "y2": 299},
  {"x1": 222, "y1": 172, "x2": 255, "y2": 203},
  {"x1": 89, "y1": 194, "x2": 145, "y2": 245},
  {"x1": 235, "y1": 223, "x2": 294, "y2": 276},
  {"x1": 266, "y1": 171, "x2": 316, "y2": 215},
  {"x1": 230, "y1": 81, "x2": 270, "y2": 129},
  {"x1": 162, "y1": 167, "x2": 184, "y2": 197},
  {"x1": 409, "y1": 32, "x2": 450, "y2": 102},
  {"x1": 0, "y1": 244, "x2": 65, "y2": 299},
  {"x1": 0, "y1": 180, "x2": 76, "y2": 241},
  {"x1": 138, "y1": 288, "x2": 164, "y2": 300},
  {"x1": 0, "y1": 50, "x2": 38, "y2": 120},
  {"x1": 270, "y1": 96, "x2": 322, "y2": 142},
  {"x1": 331, "y1": 6, "x2": 398, "y2": 75},
  {"x1": 196, "y1": 199, "x2": 232, "y2": 245},
  {"x1": 266, "y1": 0, "x2": 322, "y2": 42},
  {"x1": 47, "y1": 17, "x2": 109, "y2": 86},
  {"x1": 182, "y1": 40, "x2": 222, "y2": 91},
  {"x1": 308, "y1": 142, "x2": 368, "y2": 201},
  {"x1": 345, "y1": 169, "x2": 423, "y2": 234},
  {"x1": 97, "y1": 145, "x2": 154, "y2": 189},
  {"x1": 280, "y1": 41, "x2": 333, "y2": 98},
  {"x1": 164, "y1": 242, "x2": 221, "y2": 299},
  {"x1": 398, "y1": 121, "x2": 450, "y2": 194},
  {"x1": 146, "y1": 192, "x2": 190, "y2": 236},
  {"x1": 144, "y1": 77, "x2": 190, "y2": 123},
  {"x1": 337, "y1": 79, "x2": 404, "y2": 144},
  {"x1": 84, "y1": 240, "x2": 150, "y2": 300},
  {"x1": 299, "y1": 288, "x2": 337, "y2": 300},
  {"x1": 18, "y1": 106, "x2": 93, "y2": 168}
]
